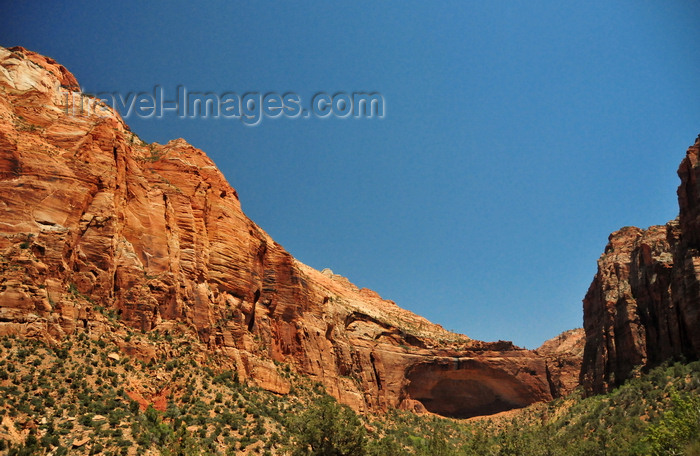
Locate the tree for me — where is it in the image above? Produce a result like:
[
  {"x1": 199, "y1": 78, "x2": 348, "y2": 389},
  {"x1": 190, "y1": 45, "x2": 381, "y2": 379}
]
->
[
  {"x1": 646, "y1": 390, "x2": 700, "y2": 456},
  {"x1": 161, "y1": 427, "x2": 202, "y2": 456},
  {"x1": 289, "y1": 395, "x2": 367, "y2": 456},
  {"x1": 366, "y1": 436, "x2": 409, "y2": 456},
  {"x1": 416, "y1": 420, "x2": 453, "y2": 456}
]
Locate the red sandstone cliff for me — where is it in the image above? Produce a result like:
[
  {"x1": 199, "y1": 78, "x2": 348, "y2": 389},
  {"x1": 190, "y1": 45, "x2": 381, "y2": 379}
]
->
[
  {"x1": 581, "y1": 138, "x2": 700, "y2": 394},
  {"x1": 0, "y1": 46, "x2": 579, "y2": 417},
  {"x1": 536, "y1": 328, "x2": 585, "y2": 397}
]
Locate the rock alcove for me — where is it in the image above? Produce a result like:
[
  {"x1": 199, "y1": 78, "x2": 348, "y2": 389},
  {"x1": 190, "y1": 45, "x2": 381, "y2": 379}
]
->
[{"x1": 405, "y1": 358, "x2": 539, "y2": 418}]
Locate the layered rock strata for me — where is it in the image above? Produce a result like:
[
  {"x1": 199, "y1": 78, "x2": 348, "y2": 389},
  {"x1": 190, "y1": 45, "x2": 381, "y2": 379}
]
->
[{"x1": 0, "y1": 46, "x2": 579, "y2": 417}]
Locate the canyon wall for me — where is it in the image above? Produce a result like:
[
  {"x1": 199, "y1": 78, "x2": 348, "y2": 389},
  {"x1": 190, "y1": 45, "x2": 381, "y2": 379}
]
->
[
  {"x1": 0, "y1": 46, "x2": 581, "y2": 417},
  {"x1": 581, "y1": 138, "x2": 700, "y2": 394}
]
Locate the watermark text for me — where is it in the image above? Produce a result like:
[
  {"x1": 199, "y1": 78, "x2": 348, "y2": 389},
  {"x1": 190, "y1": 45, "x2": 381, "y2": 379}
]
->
[{"x1": 60, "y1": 86, "x2": 385, "y2": 126}]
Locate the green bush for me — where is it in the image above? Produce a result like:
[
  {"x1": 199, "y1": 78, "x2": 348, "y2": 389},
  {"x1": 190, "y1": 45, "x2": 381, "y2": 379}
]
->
[
  {"x1": 289, "y1": 395, "x2": 367, "y2": 456},
  {"x1": 646, "y1": 389, "x2": 700, "y2": 455}
]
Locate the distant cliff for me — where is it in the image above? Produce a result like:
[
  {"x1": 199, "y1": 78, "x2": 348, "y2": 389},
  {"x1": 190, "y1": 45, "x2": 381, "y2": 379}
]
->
[{"x1": 581, "y1": 137, "x2": 700, "y2": 394}]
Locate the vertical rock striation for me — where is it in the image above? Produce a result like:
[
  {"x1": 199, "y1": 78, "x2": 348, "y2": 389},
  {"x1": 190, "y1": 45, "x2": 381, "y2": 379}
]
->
[{"x1": 581, "y1": 138, "x2": 700, "y2": 394}]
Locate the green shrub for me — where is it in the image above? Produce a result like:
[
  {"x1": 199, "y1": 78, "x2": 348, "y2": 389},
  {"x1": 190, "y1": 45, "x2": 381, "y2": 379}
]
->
[
  {"x1": 646, "y1": 390, "x2": 700, "y2": 455},
  {"x1": 289, "y1": 395, "x2": 367, "y2": 456}
]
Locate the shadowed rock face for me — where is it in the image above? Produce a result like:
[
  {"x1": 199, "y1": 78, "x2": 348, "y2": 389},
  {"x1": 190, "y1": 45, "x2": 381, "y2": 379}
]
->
[
  {"x1": 0, "y1": 46, "x2": 582, "y2": 416},
  {"x1": 405, "y1": 357, "x2": 543, "y2": 418},
  {"x1": 404, "y1": 328, "x2": 585, "y2": 418},
  {"x1": 581, "y1": 138, "x2": 700, "y2": 394}
]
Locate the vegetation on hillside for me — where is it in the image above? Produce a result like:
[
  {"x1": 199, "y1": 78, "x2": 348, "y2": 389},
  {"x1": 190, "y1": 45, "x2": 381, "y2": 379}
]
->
[{"x1": 0, "y1": 327, "x2": 698, "y2": 455}]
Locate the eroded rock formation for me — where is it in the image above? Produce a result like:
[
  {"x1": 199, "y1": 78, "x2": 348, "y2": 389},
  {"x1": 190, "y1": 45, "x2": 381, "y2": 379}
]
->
[
  {"x1": 0, "y1": 46, "x2": 580, "y2": 417},
  {"x1": 536, "y1": 328, "x2": 585, "y2": 399},
  {"x1": 581, "y1": 138, "x2": 700, "y2": 394}
]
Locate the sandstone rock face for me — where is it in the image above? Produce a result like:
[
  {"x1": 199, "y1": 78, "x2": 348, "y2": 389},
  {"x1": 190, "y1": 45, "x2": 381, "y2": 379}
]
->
[
  {"x1": 536, "y1": 328, "x2": 585, "y2": 398},
  {"x1": 581, "y1": 138, "x2": 700, "y2": 394},
  {"x1": 0, "y1": 46, "x2": 578, "y2": 417}
]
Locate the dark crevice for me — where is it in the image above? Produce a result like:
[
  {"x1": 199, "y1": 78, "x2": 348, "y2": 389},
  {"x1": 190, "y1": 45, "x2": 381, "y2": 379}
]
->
[
  {"x1": 247, "y1": 289, "x2": 260, "y2": 332},
  {"x1": 544, "y1": 361, "x2": 558, "y2": 399},
  {"x1": 112, "y1": 268, "x2": 119, "y2": 298},
  {"x1": 369, "y1": 352, "x2": 382, "y2": 391}
]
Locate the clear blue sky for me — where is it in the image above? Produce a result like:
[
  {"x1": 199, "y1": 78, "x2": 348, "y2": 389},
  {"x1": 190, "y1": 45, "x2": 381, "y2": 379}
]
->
[{"x1": 3, "y1": 1, "x2": 699, "y2": 348}]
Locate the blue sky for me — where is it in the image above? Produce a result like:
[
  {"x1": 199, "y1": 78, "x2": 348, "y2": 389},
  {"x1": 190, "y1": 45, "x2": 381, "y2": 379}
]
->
[{"x1": 2, "y1": 1, "x2": 699, "y2": 348}]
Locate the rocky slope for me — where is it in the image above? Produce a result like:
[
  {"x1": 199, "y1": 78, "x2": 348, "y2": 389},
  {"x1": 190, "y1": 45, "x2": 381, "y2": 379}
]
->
[
  {"x1": 581, "y1": 138, "x2": 700, "y2": 394},
  {"x1": 0, "y1": 46, "x2": 581, "y2": 418}
]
